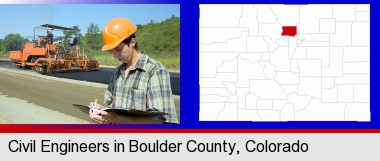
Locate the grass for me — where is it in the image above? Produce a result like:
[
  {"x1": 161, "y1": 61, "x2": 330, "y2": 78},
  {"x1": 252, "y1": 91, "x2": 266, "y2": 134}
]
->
[
  {"x1": 0, "y1": 51, "x2": 8, "y2": 59},
  {"x1": 149, "y1": 54, "x2": 180, "y2": 70},
  {"x1": 91, "y1": 54, "x2": 120, "y2": 66}
]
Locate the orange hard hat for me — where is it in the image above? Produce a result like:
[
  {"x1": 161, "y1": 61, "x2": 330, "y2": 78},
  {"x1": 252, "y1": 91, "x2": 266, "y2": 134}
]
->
[{"x1": 102, "y1": 17, "x2": 137, "y2": 51}]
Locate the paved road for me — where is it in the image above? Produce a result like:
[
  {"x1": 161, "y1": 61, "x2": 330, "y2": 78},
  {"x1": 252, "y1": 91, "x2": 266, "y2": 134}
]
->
[
  {"x1": 0, "y1": 69, "x2": 103, "y2": 123},
  {"x1": 0, "y1": 68, "x2": 180, "y2": 123},
  {"x1": 0, "y1": 59, "x2": 180, "y2": 95}
]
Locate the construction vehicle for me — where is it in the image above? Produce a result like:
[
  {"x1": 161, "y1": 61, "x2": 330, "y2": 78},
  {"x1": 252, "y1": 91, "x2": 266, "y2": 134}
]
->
[{"x1": 9, "y1": 24, "x2": 99, "y2": 73}]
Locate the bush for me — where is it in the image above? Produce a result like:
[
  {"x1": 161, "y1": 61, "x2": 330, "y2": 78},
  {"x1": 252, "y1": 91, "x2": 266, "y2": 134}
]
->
[{"x1": 79, "y1": 16, "x2": 180, "y2": 70}]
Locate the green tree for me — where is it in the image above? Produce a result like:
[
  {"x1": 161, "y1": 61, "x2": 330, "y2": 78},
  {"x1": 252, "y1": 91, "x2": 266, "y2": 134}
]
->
[
  {"x1": 170, "y1": 14, "x2": 179, "y2": 20},
  {"x1": 149, "y1": 19, "x2": 154, "y2": 24},
  {"x1": 2, "y1": 34, "x2": 28, "y2": 52},
  {"x1": 0, "y1": 39, "x2": 3, "y2": 52},
  {"x1": 83, "y1": 22, "x2": 102, "y2": 51}
]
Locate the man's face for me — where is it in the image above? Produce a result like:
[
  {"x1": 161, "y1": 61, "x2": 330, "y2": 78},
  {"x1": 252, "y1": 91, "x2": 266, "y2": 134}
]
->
[{"x1": 111, "y1": 42, "x2": 133, "y2": 64}]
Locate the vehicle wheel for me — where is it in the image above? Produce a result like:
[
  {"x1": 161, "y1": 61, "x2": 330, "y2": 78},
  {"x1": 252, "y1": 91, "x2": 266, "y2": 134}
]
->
[
  {"x1": 30, "y1": 57, "x2": 38, "y2": 63},
  {"x1": 42, "y1": 62, "x2": 47, "y2": 74}
]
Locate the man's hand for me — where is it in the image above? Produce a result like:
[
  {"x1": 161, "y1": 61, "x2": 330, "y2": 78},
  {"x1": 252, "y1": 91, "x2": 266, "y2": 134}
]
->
[
  {"x1": 88, "y1": 102, "x2": 163, "y2": 124},
  {"x1": 88, "y1": 102, "x2": 113, "y2": 124}
]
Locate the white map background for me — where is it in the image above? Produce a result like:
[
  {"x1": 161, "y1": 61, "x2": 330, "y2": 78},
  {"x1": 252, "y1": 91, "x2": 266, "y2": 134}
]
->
[{"x1": 199, "y1": 4, "x2": 370, "y2": 121}]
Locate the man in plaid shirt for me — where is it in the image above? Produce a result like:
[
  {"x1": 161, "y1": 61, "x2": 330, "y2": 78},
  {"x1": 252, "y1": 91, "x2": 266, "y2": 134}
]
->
[{"x1": 89, "y1": 17, "x2": 178, "y2": 124}]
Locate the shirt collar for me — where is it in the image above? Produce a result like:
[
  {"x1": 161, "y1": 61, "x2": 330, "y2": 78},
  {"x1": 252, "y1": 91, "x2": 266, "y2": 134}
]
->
[
  {"x1": 119, "y1": 52, "x2": 148, "y2": 72},
  {"x1": 135, "y1": 52, "x2": 148, "y2": 71}
]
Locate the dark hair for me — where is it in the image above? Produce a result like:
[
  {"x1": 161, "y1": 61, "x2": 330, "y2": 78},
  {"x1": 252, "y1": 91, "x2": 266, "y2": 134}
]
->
[{"x1": 122, "y1": 34, "x2": 139, "y2": 51}]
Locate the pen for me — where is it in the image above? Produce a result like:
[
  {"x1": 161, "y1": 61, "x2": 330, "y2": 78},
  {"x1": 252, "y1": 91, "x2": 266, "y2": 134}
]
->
[{"x1": 91, "y1": 99, "x2": 102, "y2": 114}]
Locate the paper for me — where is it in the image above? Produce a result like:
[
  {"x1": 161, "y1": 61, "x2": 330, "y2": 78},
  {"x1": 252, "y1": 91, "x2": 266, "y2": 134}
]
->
[{"x1": 72, "y1": 104, "x2": 167, "y2": 116}]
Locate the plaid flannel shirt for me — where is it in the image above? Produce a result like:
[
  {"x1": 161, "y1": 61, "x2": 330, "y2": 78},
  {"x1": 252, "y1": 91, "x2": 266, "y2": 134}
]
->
[{"x1": 104, "y1": 53, "x2": 178, "y2": 123}]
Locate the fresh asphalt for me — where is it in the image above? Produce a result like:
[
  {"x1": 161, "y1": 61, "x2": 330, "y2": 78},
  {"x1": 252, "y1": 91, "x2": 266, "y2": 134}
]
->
[{"x1": 0, "y1": 59, "x2": 180, "y2": 95}]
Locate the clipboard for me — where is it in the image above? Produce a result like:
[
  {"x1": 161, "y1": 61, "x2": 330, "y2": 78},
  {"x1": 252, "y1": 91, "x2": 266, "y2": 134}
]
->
[{"x1": 72, "y1": 104, "x2": 167, "y2": 116}]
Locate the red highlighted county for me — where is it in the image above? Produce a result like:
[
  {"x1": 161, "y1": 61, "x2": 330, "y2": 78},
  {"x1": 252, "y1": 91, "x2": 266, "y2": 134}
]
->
[{"x1": 282, "y1": 26, "x2": 297, "y2": 37}]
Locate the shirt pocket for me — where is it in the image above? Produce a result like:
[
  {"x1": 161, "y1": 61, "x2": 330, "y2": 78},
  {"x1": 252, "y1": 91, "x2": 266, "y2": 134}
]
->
[{"x1": 131, "y1": 89, "x2": 147, "y2": 111}]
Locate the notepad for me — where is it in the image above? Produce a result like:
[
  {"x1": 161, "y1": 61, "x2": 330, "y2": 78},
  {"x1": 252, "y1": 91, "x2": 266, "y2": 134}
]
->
[{"x1": 72, "y1": 104, "x2": 167, "y2": 116}]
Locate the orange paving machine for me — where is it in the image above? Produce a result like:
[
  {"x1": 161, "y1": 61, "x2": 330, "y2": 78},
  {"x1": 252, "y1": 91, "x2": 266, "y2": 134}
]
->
[{"x1": 9, "y1": 24, "x2": 99, "y2": 73}]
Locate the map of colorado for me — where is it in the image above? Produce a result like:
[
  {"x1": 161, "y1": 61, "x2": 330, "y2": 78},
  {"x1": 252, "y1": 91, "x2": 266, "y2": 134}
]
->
[{"x1": 199, "y1": 4, "x2": 370, "y2": 121}]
